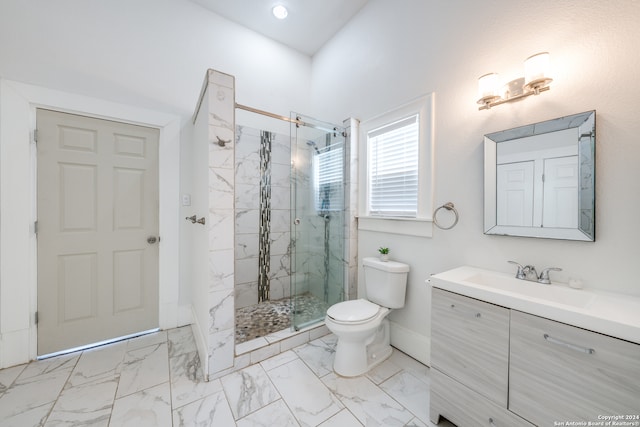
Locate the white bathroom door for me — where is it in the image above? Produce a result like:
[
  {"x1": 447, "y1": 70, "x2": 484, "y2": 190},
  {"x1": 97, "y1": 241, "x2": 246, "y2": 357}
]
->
[
  {"x1": 542, "y1": 156, "x2": 579, "y2": 228},
  {"x1": 36, "y1": 109, "x2": 160, "y2": 355},
  {"x1": 496, "y1": 161, "x2": 534, "y2": 226}
]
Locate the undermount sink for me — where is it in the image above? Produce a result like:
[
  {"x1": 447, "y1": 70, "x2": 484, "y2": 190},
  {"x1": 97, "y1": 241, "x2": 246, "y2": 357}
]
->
[{"x1": 463, "y1": 272, "x2": 595, "y2": 308}]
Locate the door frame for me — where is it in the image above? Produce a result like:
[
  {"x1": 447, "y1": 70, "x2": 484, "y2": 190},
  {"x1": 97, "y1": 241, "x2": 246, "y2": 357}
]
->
[{"x1": 0, "y1": 79, "x2": 182, "y2": 365}]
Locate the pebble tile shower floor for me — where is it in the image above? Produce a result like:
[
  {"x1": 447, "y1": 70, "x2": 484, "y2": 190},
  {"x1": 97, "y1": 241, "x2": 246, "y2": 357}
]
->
[{"x1": 235, "y1": 293, "x2": 331, "y2": 344}]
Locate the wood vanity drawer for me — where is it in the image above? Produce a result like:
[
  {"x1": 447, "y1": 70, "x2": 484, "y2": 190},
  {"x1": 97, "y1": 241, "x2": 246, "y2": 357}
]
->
[
  {"x1": 509, "y1": 310, "x2": 640, "y2": 424},
  {"x1": 430, "y1": 368, "x2": 534, "y2": 427},
  {"x1": 431, "y1": 288, "x2": 510, "y2": 406}
]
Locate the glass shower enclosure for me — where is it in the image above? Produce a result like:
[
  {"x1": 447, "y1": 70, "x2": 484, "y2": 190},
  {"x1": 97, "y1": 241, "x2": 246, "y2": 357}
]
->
[{"x1": 290, "y1": 113, "x2": 347, "y2": 330}]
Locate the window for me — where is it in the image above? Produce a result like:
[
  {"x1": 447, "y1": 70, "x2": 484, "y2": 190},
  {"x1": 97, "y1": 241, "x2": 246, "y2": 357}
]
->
[
  {"x1": 314, "y1": 142, "x2": 344, "y2": 212},
  {"x1": 368, "y1": 114, "x2": 419, "y2": 217},
  {"x1": 358, "y1": 94, "x2": 434, "y2": 236}
]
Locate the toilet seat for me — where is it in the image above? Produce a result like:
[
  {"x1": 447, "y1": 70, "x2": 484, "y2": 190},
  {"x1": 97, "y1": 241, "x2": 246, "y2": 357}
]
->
[{"x1": 327, "y1": 299, "x2": 381, "y2": 325}]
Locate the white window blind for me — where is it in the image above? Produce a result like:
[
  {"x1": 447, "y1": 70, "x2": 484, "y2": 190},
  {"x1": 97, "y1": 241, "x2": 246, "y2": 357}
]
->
[
  {"x1": 368, "y1": 114, "x2": 419, "y2": 217},
  {"x1": 314, "y1": 143, "x2": 344, "y2": 212}
]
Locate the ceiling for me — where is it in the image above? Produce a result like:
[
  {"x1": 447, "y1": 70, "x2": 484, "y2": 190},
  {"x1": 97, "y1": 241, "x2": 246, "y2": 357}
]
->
[{"x1": 189, "y1": 0, "x2": 370, "y2": 56}]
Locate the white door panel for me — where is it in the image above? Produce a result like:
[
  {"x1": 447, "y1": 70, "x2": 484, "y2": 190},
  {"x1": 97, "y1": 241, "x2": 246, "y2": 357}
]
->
[
  {"x1": 496, "y1": 161, "x2": 534, "y2": 227},
  {"x1": 543, "y1": 156, "x2": 579, "y2": 228},
  {"x1": 37, "y1": 109, "x2": 159, "y2": 355}
]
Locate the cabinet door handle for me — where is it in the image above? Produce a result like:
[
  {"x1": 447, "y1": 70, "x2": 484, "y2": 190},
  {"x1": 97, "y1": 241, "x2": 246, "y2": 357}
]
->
[
  {"x1": 543, "y1": 334, "x2": 595, "y2": 355},
  {"x1": 450, "y1": 304, "x2": 482, "y2": 319}
]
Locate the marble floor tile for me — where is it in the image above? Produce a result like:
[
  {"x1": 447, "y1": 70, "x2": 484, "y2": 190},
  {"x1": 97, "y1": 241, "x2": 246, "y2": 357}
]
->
[
  {"x1": 0, "y1": 364, "x2": 25, "y2": 395},
  {"x1": 235, "y1": 399, "x2": 298, "y2": 427},
  {"x1": 406, "y1": 417, "x2": 430, "y2": 427},
  {"x1": 366, "y1": 354, "x2": 403, "y2": 385},
  {"x1": 169, "y1": 351, "x2": 223, "y2": 409},
  {"x1": 388, "y1": 350, "x2": 431, "y2": 385},
  {"x1": 126, "y1": 330, "x2": 168, "y2": 352},
  {"x1": 110, "y1": 382, "x2": 172, "y2": 427},
  {"x1": 322, "y1": 372, "x2": 414, "y2": 426},
  {"x1": 221, "y1": 363, "x2": 280, "y2": 420},
  {"x1": 0, "y1": 326, "x2": 449, "y2": 427},
  {"x1": 67, "y1": 341, "x2": 127, "y2": 387},
  {"x1": 380, "y1": 370, "x2": 431, "y2": 424},
  {"x1": 45, "y1": 376, "x2": 118, "y2": 426},
  {"x1": 317, "y1": 408, "x2": 363, "y2": 427},
  {"x1": 172, "y1": 390, "x2": 235, "y2": 427},
  {"x1": 18, "y1": 353, "x2": 79, "y2": 380},
  {"x1": 168, "y1": 326, "x2": 197, "y2": 358},
  {"x1": 259, "y1": 350, "x2": 299, "y2": 372},
  {"x1": 0, "y1": 402, "x2": 54, "y2": 427},
  {"x1": 267, "y1": 358, "x2": 343, "y2": 426},
  {"x1": 319, "y1": 333, "x2": 338, "y2": 347},
  {"x1": 0, "y1": 364, "x2": 74, "y2": 420},
  {"x1": 116, "y1": 342, "x2": 169, "y2": 398},
  {"x1": 292, "y1": 338, "x2": 335, "y2": 378}
]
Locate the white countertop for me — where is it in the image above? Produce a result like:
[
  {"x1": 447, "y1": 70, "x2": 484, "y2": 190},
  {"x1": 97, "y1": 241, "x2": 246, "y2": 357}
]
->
[{"x1": 430, "y1": 266, "x2": 640, "y2": 345}]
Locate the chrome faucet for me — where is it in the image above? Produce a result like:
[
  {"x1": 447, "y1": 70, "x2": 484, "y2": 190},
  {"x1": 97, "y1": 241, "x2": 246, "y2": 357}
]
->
[
  {"x1": 538, "y1": 267, "x2": 562, "y2": 284},
  {"x1": 508, "y1": 261, "x2": 562, "y2": 285},
  {"x1": 508, "y1": 261, "x2": 527, "y2": 279},
  {"x1": 523, "y1": 265, "x2": 539, "y2": 282}
]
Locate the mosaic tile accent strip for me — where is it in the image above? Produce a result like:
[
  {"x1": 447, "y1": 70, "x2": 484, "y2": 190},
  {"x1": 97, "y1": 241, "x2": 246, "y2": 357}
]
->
[{"x1": 258, "y1": 130, "x2": 273, "y2": 302}]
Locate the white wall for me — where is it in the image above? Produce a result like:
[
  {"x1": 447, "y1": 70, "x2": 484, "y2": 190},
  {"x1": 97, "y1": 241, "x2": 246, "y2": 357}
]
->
[
  {"x1": 0, "y1": 0, "x2": 311, "y2": 117},
  {"x1": 310, "y1": 0, "x2": 640, "y2": 363},
  {"x1": 0, "y1": 0, "x2": 311, "y2": 367}
]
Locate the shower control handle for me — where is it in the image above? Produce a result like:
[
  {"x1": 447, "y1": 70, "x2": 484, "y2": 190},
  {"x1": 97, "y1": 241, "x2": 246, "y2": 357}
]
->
[{"x1": 293, "y1": 218, "x2": 301, "y2": 225}]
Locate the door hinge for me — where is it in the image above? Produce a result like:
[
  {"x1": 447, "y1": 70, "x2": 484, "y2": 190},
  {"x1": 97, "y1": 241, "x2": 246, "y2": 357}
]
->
[
  {"x1": 542, "y1": 173, "x2": 545, "y2": 182},
  {"x1": 33, "y1": 129, "x2": 38, "y2": 143},
  {"x1": 34, "y1": 220, "x2": 38, "y2": 235},
  {"x1": 35, "y1": 311, "x2": 39, "y2": 325}
]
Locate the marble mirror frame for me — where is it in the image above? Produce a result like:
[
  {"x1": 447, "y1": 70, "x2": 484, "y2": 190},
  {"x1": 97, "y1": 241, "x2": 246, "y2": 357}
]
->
[{"x1": 484, "y1": 110, "x2": 596, "y2": 241}]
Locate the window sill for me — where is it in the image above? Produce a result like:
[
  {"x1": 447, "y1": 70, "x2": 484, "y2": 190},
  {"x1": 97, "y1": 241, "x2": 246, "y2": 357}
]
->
[{"x1": 357, "y1": 216, "x2": 433, "y2": 237}]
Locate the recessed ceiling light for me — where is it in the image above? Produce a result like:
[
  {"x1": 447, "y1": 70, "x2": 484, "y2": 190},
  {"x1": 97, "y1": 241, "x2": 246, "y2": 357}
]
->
[{"x1": 272, "y1": 4, "x2": 288, "y2": 20}]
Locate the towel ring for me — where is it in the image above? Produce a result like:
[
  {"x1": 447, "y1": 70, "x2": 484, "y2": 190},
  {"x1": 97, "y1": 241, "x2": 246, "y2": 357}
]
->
[{"x1": 433, "y1": 202, "x2": 459, "y2": 230}]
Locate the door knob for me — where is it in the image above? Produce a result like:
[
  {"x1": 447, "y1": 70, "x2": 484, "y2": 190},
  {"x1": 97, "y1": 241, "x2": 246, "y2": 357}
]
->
[
  {"x1": 147, "y1": 236, "x2": 159, "y2": 244},
  {"x1": 294, "y1": 218, "x2": 301, "y2": 225}
]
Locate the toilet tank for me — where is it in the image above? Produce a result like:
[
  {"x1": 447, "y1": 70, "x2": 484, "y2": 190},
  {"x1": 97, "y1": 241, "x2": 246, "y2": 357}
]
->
[{"x1": 362, "y1": 257, "x2": 409, "y2": 309}]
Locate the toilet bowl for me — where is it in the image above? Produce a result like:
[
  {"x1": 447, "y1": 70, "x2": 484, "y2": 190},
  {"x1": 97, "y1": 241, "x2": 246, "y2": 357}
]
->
[{"x1": 325, "y1": 257, "x2": 409, "y2": 377}]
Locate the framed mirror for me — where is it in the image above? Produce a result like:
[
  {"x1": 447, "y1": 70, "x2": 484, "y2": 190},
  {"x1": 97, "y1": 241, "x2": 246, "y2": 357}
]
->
[{"x1": 484, "y1": 111, "x2": 595, "y2": 241}]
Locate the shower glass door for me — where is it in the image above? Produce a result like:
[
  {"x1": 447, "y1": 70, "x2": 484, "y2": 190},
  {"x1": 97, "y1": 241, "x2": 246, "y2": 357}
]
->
[{"x1": 290, "y1": 113, "x2": 346, "y2": 330}]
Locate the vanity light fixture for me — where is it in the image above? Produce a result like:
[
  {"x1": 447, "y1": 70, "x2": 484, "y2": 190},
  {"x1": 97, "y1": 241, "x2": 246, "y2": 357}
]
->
[
  {"x1": 272, "y1": 4, "x2": 288, "y2": 19},
  {"x1": 477, "y1": 52, "x2": 553, "y2": 110}
]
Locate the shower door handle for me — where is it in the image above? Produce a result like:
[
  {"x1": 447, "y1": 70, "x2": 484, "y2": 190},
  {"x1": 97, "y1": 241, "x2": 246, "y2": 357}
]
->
[{"x1": 293, "y1": 218, "x2": 301, "y2": 225}]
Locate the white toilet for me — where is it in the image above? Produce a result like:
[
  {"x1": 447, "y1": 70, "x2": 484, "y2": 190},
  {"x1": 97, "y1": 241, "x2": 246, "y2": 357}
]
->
[{"x1": 325, "y1": 257, "x2": 409, "y2": 377}]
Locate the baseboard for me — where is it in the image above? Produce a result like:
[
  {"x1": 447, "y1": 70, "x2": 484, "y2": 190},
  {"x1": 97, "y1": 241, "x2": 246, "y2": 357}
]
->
[
  {"x1": 190, "y1": 306, "x2": 209, "y2": 380},
  {"x1": 177, "y1": 304, "x2": 193, "y2": 327},
  {"x1": 389, "y1": 321, "x2": 431, "y2": 366},
  {"x1": 0, "y1": 328, "x2": 30, "y2": 369}
]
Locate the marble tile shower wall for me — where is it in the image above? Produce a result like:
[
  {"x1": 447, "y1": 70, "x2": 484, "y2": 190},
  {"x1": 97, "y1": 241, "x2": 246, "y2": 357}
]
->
[
  {"x1": 205, "y1": 70, "x2": 236, "y2": 377},
  {"x1": 235, "y1": 126, "x2": 292, "y2": 309}
]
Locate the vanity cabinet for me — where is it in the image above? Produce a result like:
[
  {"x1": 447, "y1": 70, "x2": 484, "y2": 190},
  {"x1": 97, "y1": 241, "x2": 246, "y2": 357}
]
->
[
  {"x1": 431, "y1": 288, "x2": 640, "y2": 427},
  {"x1": 431, "y1": 288, "x2": 510, "y2": 406},
  {"x1": 431, "y1": 289, "x2": 533, "y2": 426},
  {"x1": 510, "y1": 310, "x2": 640, "y2": 425}
]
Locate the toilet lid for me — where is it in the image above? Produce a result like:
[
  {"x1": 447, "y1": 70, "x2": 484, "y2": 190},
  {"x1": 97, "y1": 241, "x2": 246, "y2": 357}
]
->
[{"x1": 327, "y1": 299, "x2": 380, "y2": 322}]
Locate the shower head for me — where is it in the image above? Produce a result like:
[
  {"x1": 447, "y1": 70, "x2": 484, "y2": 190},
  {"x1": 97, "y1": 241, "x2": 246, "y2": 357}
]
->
[{"x1": 306, "y1": 140, "x2": 320, "y2": 154}]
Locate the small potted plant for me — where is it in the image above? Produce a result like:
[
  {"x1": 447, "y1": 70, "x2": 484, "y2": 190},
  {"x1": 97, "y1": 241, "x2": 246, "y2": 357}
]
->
[{"x1": 378, "y1": 247, "x2": 390, "y2": 262}]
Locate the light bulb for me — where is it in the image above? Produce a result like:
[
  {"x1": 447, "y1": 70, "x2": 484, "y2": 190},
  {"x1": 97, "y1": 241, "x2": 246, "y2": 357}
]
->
[
  {"x1": 524, "y1": 52, "x2": 552, "y2": 91},
  {"x1": 272, "y1": 5, "x2": 288, "y2": 20},
  {"x1": 477, "y1": 73, "x2": 500, "y2": 105}
]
